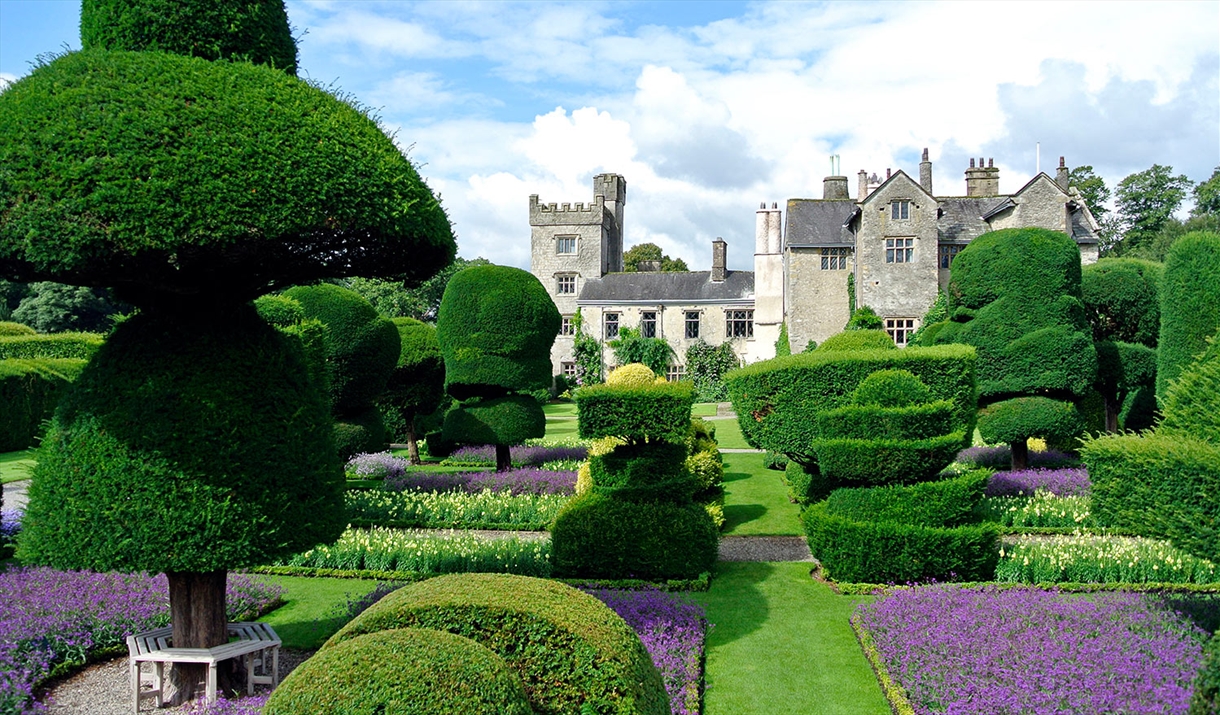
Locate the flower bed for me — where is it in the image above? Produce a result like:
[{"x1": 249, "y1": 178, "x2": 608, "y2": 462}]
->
[
  {"x1": 955, "y1": 445, "x2": 1078, "y2": 470},
  {"x1": 345, "y1": 489, "x2": 568, "y2": 530},
  {"x1": 854, "y1": 584, "x2": 1208, "y2": 715},
  {"x1": 280, "y1": 527, "x2": 552, "y2": 577},
  {"x1": 441, "y1": 442, "x2": 588, "y2": 469},
  {"x1": 977, "y1": 491, "x2": 1094, "y2": 528},
  {"x1": 997, "y1": 534, "x2": 1218, "y2": 584},
  {"x1": 984, "y1": 467, "x2": 1090, "y2": 497},
  {"x1": 384, "y1": 467, "x2": 576, "y2": 496},
  {"x1": 0, "y1": 568, "x2": 283, "y2": 715}
]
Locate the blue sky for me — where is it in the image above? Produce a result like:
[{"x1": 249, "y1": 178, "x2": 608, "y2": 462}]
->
[{"x1": 2, "y1": 1, "x2": 1217, "y2": 270}]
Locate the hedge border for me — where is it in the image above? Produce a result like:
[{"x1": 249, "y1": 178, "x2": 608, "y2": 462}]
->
[
  {"x1": 850, "y1": 614, "x2": 917, "y2": 715},
  {"x1": 246, "y1": 565, "x2": 712, "y2": 592}
]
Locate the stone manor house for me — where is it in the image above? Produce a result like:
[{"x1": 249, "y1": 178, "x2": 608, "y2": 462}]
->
[{"x1": 530, "y1": 151, "x2": 1101, "y2": 380}]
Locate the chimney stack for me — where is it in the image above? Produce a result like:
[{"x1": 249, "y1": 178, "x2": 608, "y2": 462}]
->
[
  {"x1": 1056, "y1": 156, "x2": 1070, "y2": 191},
  {"x1": 858, "y1": 170, "x2": 869, "y2": 201},
  {"x1": 711, "y1": 238, "x2": 727, "y2": 282},
  {"x1": 965, "y1": 157, "x2": 1000, "y2": 196},
  {"x1": 919, "y1": 147, "x2": 933, "y2": 194},
  {"x1": 823, "y1": 176, "x2": 849, "y2": 200}
]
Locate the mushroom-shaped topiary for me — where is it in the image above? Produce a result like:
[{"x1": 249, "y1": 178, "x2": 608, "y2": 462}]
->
[
  {"x1": 381, "y1": 317, "x2": 445, "y2": 464},
  {"x1": 436, "y1": 266, "x2": 559, "y2": 470}
]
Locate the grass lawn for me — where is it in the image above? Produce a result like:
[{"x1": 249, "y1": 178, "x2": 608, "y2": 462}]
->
[
  {"x1": 542, "y1": 402, "x2": 577, "y2": 418},
  {"x1": 692, "y1": 402, "x2": 718, "y2": 417},
  {"x1": 709, "y1": 417, "x2": 750, "y2": 450},
  {"x1": 254, "y1": 575, "x2": 382, "y2": 649},
  {"x1": 0, "y1": 450, "x2": 35, "y2": 485},
  {"x1": 693, "y1": 562, "x2": 890, "y2": 715},
  {"x1": 720, "y1": 452, "x2": 803, "y2": 536}
]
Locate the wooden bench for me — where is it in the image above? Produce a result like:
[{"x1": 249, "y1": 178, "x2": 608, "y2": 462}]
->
[{"x1": 126, "y1": 622, "x2": 281, "y2": 713}]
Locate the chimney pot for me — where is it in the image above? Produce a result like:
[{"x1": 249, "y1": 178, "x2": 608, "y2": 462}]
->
[
  {"x1": 970, "y1": 158, "x2": 976, "y2": 168},
  {"x1": 922, "y1": 147, "x2": 929, "y2": 161},
  {"x1": 988, "y1": 158, "x2": 994, "y2": 168},
  {"x1": 760, "y1": 202, "x2": 766, "y2": 209},
  {"x1": 1059, "y1": 156, "x2": 1066, "y2": 168}
]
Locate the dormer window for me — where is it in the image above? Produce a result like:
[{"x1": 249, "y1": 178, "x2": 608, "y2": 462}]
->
[{"x1": 891, "y1": 200, "x2": 911, "y2": 220}]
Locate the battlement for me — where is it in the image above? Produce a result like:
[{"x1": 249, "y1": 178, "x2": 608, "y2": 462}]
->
[{"x1": 529, "y1": 194, "x2": 607, "y2": 226}]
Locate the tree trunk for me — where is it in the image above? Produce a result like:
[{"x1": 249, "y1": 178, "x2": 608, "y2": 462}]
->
[
  {"x1": 406, "y1": 419, "x2": 421, "y2": 466},
  {"x1": 1010, "y1": 439, "x2": 1029, "y2": 471},
  {"x1": 1103, "y1": 390, "x2": 1120, "y2": 433},
  {"x1": 164, "y1": 570, "x2": 233, "y2": 704},
  {"x1": 496, "y1": 443, "x2": 512, "y2": 472}
]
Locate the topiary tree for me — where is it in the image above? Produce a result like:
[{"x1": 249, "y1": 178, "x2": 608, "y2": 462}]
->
[
  {"x1": 283, "y1": 284, "x2": 400, "y2": 459},
  {"x1": 380, "y1": 318, "x2": 444, "y2": 464},
  {"x1": 924, "y1": 228, "x2": 1096, "y2": 469},
  {"x1": 1157, "y1": 231, "x2": 1220, "y2": 399},
  {"x1": 265, "y1": 628, "x2": 533, "y2": 715},
  {"x1": 0, "y1": 1, "x2": 455, "y2": 702},
  {"x1": 436, "y1": 266, "x2": 559, "y2": 471},
  {"x1": 325, "y1": 573, "x2": 668, "y2": 715}
]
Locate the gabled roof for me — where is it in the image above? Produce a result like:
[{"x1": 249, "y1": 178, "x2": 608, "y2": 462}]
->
[
  {"x1": 785, "y1": 199, "x2": 857, "y2": 247},
  {"x1": 937, "y1": 197, "x2": 1004, "y2": 242},
  {"x1": 578, "y1": 270, "x2": 755, "y2": 304},
  {"x1": 858, "y1": 169, "x2": 934, "y2": 205}
]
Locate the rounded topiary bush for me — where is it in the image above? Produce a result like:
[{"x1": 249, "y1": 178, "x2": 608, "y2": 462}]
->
[
  {"x1": 326, "y1": 573, "x2": 668, "y2": 715},
  {"x1": 977, "y1": 396, "x2": 1084, "y2": 447},
  {"x1": 18, "y1": 304, "x2": 345, "y2": 572},
  {"x1": 852, "y1": 369, "x2": 932, "y2": 407},
  {"x1": 0, "y1": 49, "x2": 454, "y2": 302},
  {"x1": 264, "y1": 627, "x2": 532, "y2": 715},
  {"x1": 1081, "y1": 257, "x2": 1162, "y2": 347},
  {"x1": 333, "y1": 405, "x2": 387, "y2": 461},
  {"x1": 606, "y1": 363, "x2": 657, "y2": 387},
  {"x1": 284, "y1": 284, "x2": 400, "y2": 415},
  {"x1": 551, "y1": 493, "x2": 719, "y2": 581},
  {"x1": 442, "y1": 394, "x2": 547, "y2": 446},
  {"x1": 816, "y1": 330, "x2": 896, "y2": 352},
  {"x1": 0, "y1": 321, "x2": 35, "y2": 336},
  {"x1": 437, "y1": 266, "x2": 560, "y2": 399},
  {"x1": 81, "y1": 0, "x2": 298, "y2": 73},
  {"x1": 253, "y1": 294, "x2": 305, "y2": 328}
]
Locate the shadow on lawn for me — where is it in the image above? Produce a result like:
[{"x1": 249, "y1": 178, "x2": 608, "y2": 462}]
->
[
  {"x1": 700, "y1": 562, "x2": 773, "y2": 646},
  {"x1": 721, "y1": 504, "x2": 767, "y2": 532}
]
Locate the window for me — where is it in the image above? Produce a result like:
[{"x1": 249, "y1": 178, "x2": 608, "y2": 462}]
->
[
  {"x1": 641, "y1": 311, "x2": 657, "y2": 338},
  {"x1": 685, "y1": 311, "x2": 700, "y2": 339},
  {"x1": 556, "y1": 274, "x2": 576, "y2": 294},
  {"x1": 891, "y1": 200, "x2": 911, "y2": 220},
  {"x1": 561, "y1": 362, "x2": 577, "y2": 378},
  {"x1": 726, "y1": 309, "x2": 754, "y2": 338},
  {"x1": 666, "y1": 364, "x2": 686, "y2": 382},
  {"x1": 885, "y1": 238, "x2": 913, "y2": 263},
  {"x1": 820, "y1": 247, "x2": 849, "y2": 270},
  {"x1": 560, "y1": 315, "x2": 575, "y2": 336},
  {"x1": 939, "y1": 244, "x2": 963, "y2": 269},
  {"x1": 604, "y1": 312, "x2": 620, "y2": 339},
  {"x1": 886, "y1": 318, "x2": 917, "y2": 346},
  {"x1": 555, "y1": 236, "x2": 577, "y2": 254}
]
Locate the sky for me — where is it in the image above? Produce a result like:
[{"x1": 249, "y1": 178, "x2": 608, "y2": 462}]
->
[{"x1": 1, "y1": 0, "x2": 1217, "y2": 271}]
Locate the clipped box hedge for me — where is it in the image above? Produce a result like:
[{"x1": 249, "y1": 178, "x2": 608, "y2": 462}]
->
[
  {"x1": 0, "y1": 333, "x2": 103, "y2": 360},
  {"x1": 265, "y1": 627, "x2": 532, "y2": 715},
  {"x1": 803, "y1": 502, "x2": 999, "y2": 584},
  {"x1": 0, "y1": 358, "x2": 87, "y2": 452},
  {"x1": 821, "y1": 471, "x2": 990, "y2": 528},
  {"x1": 810, "y1": 433, "x2": 965, "y2": 485},
  {"x1": 442, "y1": 394, "x2": 546, "y2": 447},
  {"x1": 1084, "y1": 432, "x2": 1220, "y2": 564},
  {"x1": 815, "y1": 400, "x2": 956, "y2": 441},
  {"x1": 723, "y1": 344, "x2": 976, "y2": 460},
  {"x1": 327, "y1": 573, "x2": 669, "y2": 715},
  {"x1": 576, "y1": 380, "x2": 694, "y2": 443},
  {"x1": 588, "y1": 441, "x2": 696, "y2": 502}
]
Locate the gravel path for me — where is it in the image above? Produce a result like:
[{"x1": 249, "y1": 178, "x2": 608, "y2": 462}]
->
[
  {"x1": 719, "y1": 535, "x2": 813, "y2": 562},
  {"x1": 3, "y1": 478, "x2": 29, "y2": 511}
]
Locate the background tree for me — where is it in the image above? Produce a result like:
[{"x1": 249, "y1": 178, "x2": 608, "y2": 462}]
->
[
  {"x1": 2, "y1": 0, "x2": 455, "y2": 701},
  {"x1": 0, "y1": 280, "x2": 30, "y2": 321},
  {"x1": 1069, "y1": 165, "x2": 1120, "y2": 253},
  {"x1": 609, "y1": 326, "x2": 674, "y2": 375},
  {"x1": 345, "y1": 256, "x2": 491, "y2": 321},
  {"x1": 437, "y1": 265, "x2": 559, "y2": 471},
  {"x1": 380, "y1": 317, "x2": 444, "y2": 464},
  {"x1": 11, "y1": 282, "x2": 127, "y2": 333},
  {"x1": 1114, "y1": 164, "x2": 1193, "y2": 255},
  {"x1": 622, "y1": 243, "x2": 688, "y2": 272},
  {"x1": 925, "y1": 228, "x2": 1096, "y2": 469},
  {"x1": 283, "y1": 284, "x2": 401, "y2": 459},
  {"x1": 1191, "y1": 167, "x2": 1220, "y2": 217}
]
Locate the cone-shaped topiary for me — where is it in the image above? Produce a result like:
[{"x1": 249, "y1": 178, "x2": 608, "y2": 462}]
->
[
  {"x1": 1157, "y1": 231, "x2": 1220, "y2": 399},
  {"x1": 327, "y1": 574, "x2": 668, "y2": 715},
  {"x1": 0, "y1": 50, "x2": 455, "y2": 304},
  {"x1": 265, "y1": 628, "x2": 533, "y2": 715},
  {"x1": 81, "y1": 0, "x2": 298, "y2": 74},
  {"x1": 437, "y1": 265, "x2": 559, "y2": 470}
]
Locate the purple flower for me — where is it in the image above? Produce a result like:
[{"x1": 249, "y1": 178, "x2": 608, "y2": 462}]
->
[
  {"x1": 985, "y1": 467, "x2": 1091, "y2": 497},
  {"x1": 956, "y1": 445, "x2": 1079, "y2": 470},
  {"x1": 0, "y1": 569, "x2": 282, "y2": 714},
  {"x1": 0, "y1": 509, "x2": 21, "y2": 541},
  {"x1": 184, "y1": 693, "x2": 269, "y2": 715},
  {"x1": 385, "y1": 468, "x2": 577, "y2": 496},
  {"x1": 444, "y1": 444, "x2": 588, "y2": 467},
  {"x1": 855, "y1": 584, "x2": 1207, "y2": 715},
  {"x1": 345, "y1": 452, "x2": 408, "y2": 480},
  {"x1": 587, "y1": 588, "x2": 709, "y2": 715}
]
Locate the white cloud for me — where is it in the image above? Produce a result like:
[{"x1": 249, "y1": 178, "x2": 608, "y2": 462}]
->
[{"x1": 0, "y1": 73, "x2": 16, "y2": 91}]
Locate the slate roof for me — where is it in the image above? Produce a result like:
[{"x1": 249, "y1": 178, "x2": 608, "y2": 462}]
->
[
  {"x1": 785, "y1": 200, "x2": 857, "y2": 247},
  {"x1": 937, "y1": 197, "x2": 1007, "y2": 243},
  {"x1": 1070, "y1": 205, "x2": 1099, "y2": 243},
  {"x1": 579, "y1": 270, "x2": 754, "y2": 304}
]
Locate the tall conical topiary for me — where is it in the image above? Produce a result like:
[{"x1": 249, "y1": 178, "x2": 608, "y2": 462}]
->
[
  {"x1": 436, "y1": 266, "x2": 559, "y2": 471},
  {"x1": 1, "y1": 1, "x2": 455, "y2": 703}
]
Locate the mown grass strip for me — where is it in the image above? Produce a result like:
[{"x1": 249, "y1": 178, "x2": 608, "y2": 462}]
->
[
  {"x1": 0, "y1": 449, "x2": 35, "y2": 485},
  {"x1": 720, "y1": 452, "x2": 803, "y2": 536}
]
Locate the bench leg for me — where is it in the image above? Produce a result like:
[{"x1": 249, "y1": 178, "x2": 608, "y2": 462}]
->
[
  {"x1": 273, "y1": 647, "x2": 279, "y2": 687},
  {"x1": 246, "y1": 652, "x2": 255, "y2": 695},
  {"x1": 130, "y1": 660, "x2": 139, "y2": 715},
  {"x1": 152, "y1": 662, "x2": 163, "y2": 708},
  {"x1": 206, "y1": 662, "x2": 217, "y2": 704}
]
